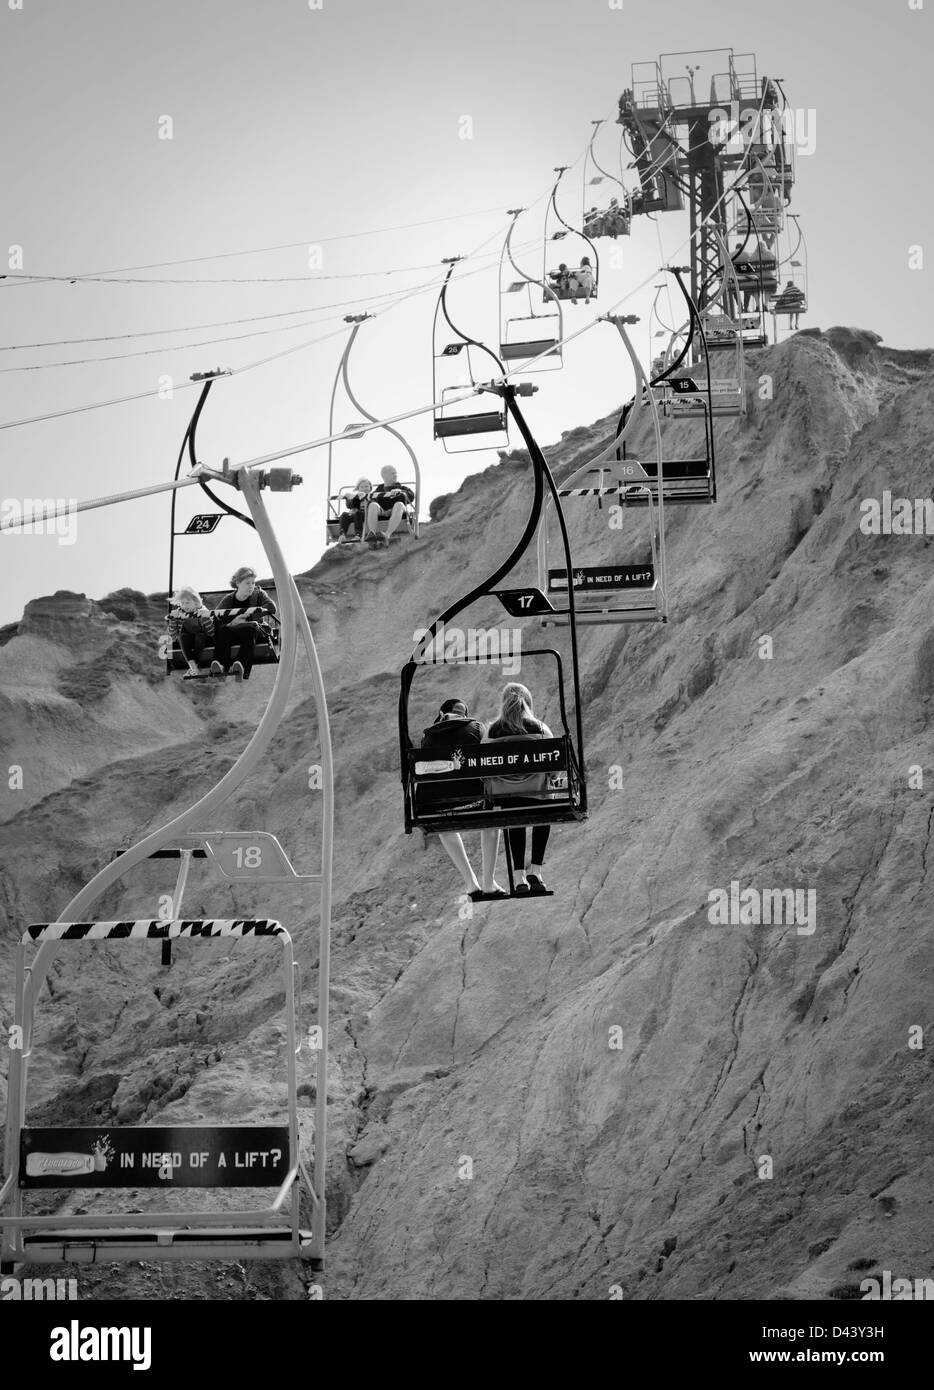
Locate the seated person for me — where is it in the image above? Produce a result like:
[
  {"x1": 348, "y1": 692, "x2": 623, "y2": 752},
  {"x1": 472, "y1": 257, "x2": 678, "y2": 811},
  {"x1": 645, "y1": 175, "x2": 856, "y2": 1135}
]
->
[
  {"x1": 568, "y1": 257, "x2": 595, "y2": 304},
  {"x1": 364, "y1": 465, "x2": 415, "y2": 546},
  {"x1": 733, "y1": 242, "x2": 767, "y2": 312},
  {"x1": 210, "y1": 566, "x2": 278, "y2": 682},
  {"x1": 605, "y1": 197, "x2": 630, "y2": 237},
  {"x1": 772, "y1": 280, "x2": 805, "y2": 328},
  {"x1": 547, "y1": 263, "x2": 571, "y2": 300},
  {"x1": 167, "y1": 586, "x2": 215, "y2": 679},
  {"x1": 583, "y1": 207, "x2": 604, "y2": 239},
  {"x1": 420, "y1": 698, "x2": 501, "y2": 896},
  {"x1": 483, "y1": 682, "x2": 555, "y2": 895},
  {"x1": 338, "y1": 477, "x2": 372, "y2": 544}
]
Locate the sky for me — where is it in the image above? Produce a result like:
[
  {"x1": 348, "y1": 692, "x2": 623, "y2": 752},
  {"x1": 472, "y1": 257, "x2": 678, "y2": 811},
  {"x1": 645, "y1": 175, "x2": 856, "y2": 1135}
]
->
[{"x1": 0, "y1": 0, "x2": 930, "y2": 625}]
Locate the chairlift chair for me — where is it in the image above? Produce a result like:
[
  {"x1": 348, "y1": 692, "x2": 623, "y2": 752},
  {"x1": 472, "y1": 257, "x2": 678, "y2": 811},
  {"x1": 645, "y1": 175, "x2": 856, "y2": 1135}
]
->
[
  {"x1": 499, "y1": 210, "x2": 563, "y2": 371},
  {"x1": 400, "y1": 382, "x2": 587, "y2": 879},
  {"x1": 432, "y1": 259, "x2": 510, "y2": 453},
  {"x1": 543, "y1": 168, "x2": 600, "y2": 305},
  {"x1": 325, "y1": 315, "x2": 421, "y2": 544}
]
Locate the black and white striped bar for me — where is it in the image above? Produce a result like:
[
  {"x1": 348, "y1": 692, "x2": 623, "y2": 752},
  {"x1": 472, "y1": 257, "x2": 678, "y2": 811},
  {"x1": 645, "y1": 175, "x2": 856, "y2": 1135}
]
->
[{"x1": 23, "y1": 919, "x2": 285, "y2": 942}]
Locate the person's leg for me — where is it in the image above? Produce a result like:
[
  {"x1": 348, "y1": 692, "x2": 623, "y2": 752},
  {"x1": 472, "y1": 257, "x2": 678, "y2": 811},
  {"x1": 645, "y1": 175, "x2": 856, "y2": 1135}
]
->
[
  {"x1": 211, "y1": 625, "x2": 232, "y2": 673},
  {"x1": 480, "y1": 828, "x2": 505, "y2": 894},
  {"x1": 383, "y1": 501, "x2": 406, "y2": 540},
  {"x1": 438, "y1": 832, "x2": 480, "y2": 893},
  {"x1": 507, "y1": 827, "x2": 528, "y2": 887},
  {"x1": 364, "y1": 500, "x2": 381, "y2": 540},
  {"x1": 178, "y1": 625, "x2": 202, "y2": 672},
  {"x1": 528, "y1": 825, "x2": 551, "y2": 879},
  {"x1": 231, "y1": 624, "x2": 259, "y2": 679},
  {"x1": 528, "y1": 822, "x2": 550, "y2": 889}
]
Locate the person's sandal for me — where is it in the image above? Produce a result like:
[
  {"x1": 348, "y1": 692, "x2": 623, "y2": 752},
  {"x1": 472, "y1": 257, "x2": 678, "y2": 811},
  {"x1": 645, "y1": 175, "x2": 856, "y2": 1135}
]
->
[
  {"x1": 514, "y1": 881, "x2": 531, "y2": 895},
  {"x1": 526, "y1": 874, "x2": 548, "y2": 894}
]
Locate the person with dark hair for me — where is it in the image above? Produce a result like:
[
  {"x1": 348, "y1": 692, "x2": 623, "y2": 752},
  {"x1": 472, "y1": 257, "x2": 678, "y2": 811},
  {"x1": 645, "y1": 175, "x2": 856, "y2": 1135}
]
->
[
  {"x1": 547, "y1": 263, "x2": 571, "y2": 300},
  {"x1": 420, "y1": 698, "x2": 504, "y2": 897},
  {"x1": 483, "y1": 682, "x2": 554, "y2": 895},
  {"x1": 210, "y1": 566, "x2": 277, "y2": 682}
]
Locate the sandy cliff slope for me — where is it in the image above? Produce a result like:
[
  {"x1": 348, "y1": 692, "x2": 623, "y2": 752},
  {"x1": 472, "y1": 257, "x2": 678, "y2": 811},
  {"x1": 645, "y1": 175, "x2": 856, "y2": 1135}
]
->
[{"x1": 1, "y1": 327, "x2": 932, "y2": 1300}]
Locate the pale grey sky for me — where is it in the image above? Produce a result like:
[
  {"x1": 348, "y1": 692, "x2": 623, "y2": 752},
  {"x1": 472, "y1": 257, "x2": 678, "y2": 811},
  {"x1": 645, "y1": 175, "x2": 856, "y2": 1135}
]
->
[{"x1": 0, "y1": 0, "x2": 929, "y2": 623}]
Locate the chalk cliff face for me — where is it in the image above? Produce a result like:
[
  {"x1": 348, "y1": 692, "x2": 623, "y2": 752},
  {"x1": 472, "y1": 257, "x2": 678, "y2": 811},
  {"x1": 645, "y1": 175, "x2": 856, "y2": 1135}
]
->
[{"x1": 1, "y1": 328, "x2": 933, "y2": 1302}]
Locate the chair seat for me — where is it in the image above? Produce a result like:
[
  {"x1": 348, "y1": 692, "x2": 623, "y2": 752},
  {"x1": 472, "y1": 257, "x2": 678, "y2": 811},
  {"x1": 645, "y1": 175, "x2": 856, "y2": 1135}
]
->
[
  {"x1": 415, "y1": 802, "x2": 586, "y2": 833},
  {"x1": 500, "y1": 339, "x2": 560, "y2": 360},
  {"x1": 434, "y1": 412, "x2": 507, "y2": 438}
]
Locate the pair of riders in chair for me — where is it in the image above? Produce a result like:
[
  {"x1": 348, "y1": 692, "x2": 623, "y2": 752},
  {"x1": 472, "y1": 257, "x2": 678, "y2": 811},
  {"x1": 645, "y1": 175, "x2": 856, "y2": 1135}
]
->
[
  {"x1": 420, "y1": 683, "x2": 555, "y2": 898},
  {"x1": 338, "y1": 465, "x2": 415, "y2": 547},
  {"x1": 167, "y1": 566, "x2": 277, "y2": 681}
]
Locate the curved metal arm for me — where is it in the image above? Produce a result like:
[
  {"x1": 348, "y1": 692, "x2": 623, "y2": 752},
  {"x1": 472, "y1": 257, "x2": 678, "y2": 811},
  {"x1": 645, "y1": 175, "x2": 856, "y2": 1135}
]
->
[
  {"x1": 167, "y1": 371, "x2": 251, "y2": 598},
  {"x1": 434, "y1": 258, "x2": 506, "y2": 382},
  {"x1": 586, "y1": 119, "x2": 631, "y2": 215},
  {"x1": 546, "y1": 167, "x2": 600, "y2": 287},
  {"x1": 328, "y1": 315, "x2": 421, "y2": 535}
]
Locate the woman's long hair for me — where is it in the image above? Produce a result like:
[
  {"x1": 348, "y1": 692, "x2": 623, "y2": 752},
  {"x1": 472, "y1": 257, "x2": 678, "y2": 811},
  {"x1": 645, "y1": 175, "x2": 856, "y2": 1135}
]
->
[{"x1": 497, "y1": 682, "x2": 539, "y2": 736}]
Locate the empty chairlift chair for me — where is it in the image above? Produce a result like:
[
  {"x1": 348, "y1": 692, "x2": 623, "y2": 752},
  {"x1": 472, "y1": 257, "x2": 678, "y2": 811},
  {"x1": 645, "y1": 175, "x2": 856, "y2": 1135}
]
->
[{"x1": 432, "y1": 258, "x2": 510, "y2": 453}]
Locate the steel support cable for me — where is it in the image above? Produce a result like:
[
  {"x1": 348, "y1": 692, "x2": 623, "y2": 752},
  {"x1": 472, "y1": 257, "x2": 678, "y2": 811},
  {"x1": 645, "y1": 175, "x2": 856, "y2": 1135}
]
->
[
  {"x1": 0, "y1": 228, "x2": 540, "y2": 427},
  {"x1": 1, "y1": 128, "x2": 781, "y2": 532},
  {"x1": 1, "y1": 169, "x2": 750, "y2": 536},
  {"x1": 0, "y1": 205, "x2": 511, "y2": 289},
  {"x1": 0, "y1": 236, "x2": 529, "y2": 373}
]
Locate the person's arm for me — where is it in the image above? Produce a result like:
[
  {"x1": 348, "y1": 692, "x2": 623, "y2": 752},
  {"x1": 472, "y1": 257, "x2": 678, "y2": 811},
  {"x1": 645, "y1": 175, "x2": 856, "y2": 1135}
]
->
[
  {"x1": 197, "y1": 607, "x2": 215, "y2": 637},
  {"x1": 256, "y1": 587, "x2": 278, "y2": 617},
  {"x1": 166, "y1": 611, "x2": 182, "y2": 637}
]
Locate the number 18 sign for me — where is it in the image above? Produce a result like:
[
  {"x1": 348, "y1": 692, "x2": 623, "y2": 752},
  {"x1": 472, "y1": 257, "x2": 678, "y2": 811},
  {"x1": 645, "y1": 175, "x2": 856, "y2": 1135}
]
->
[{"x1": 202, "y1": 832, "x2": 305, "y2": 881}]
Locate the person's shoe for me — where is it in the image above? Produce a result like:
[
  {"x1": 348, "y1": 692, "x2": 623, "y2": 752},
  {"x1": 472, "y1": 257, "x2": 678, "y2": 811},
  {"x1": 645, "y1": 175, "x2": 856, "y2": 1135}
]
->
[
  {"x1": 209, "y1": 661, "x2": 224, "y2": 678},
  {"x1": 183, "y1": 669, "x2": 198, "y2": 680},
  {"x1": 514, "y1": 880, "x2": 530, "y2": 895},
  {"x1": 230, "y1": 661, "x2": 244, "y2": 683},
  {"x1": 526, "y1": 873, "x2": 548, "y2": 894}
]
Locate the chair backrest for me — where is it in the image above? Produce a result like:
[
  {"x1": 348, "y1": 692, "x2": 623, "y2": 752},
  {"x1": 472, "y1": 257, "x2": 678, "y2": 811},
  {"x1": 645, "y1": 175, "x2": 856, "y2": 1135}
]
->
[{"x1": 484, "y1": 731, "x2": 558, "y2": 797}]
